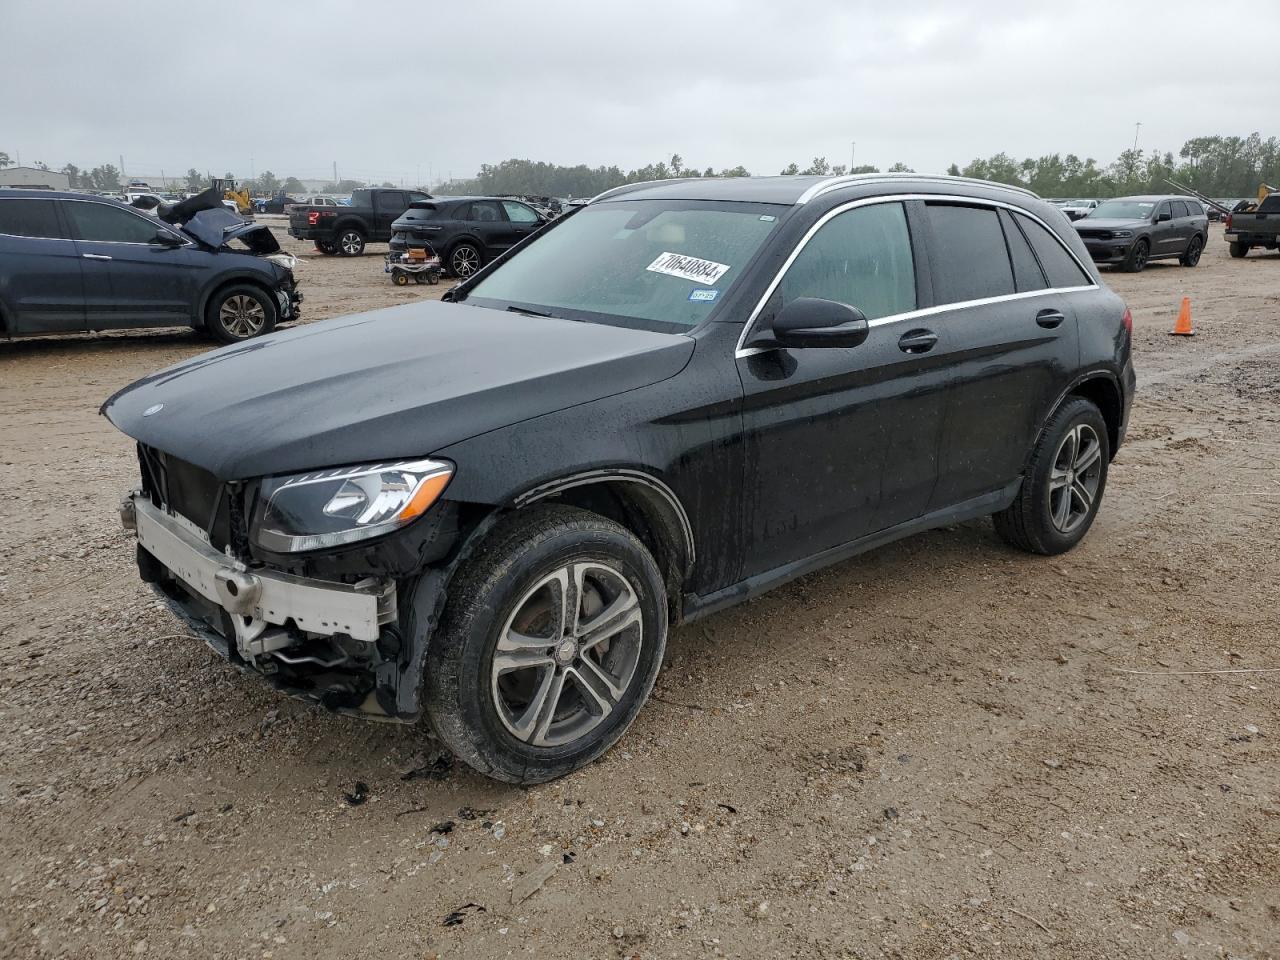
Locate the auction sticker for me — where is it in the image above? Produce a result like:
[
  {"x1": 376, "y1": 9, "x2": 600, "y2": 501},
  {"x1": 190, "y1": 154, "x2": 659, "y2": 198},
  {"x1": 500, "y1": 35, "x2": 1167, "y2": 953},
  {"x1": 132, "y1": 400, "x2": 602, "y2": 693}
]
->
[{"x1": 646, "y1": 252, "x2": 731, "y2": 286}]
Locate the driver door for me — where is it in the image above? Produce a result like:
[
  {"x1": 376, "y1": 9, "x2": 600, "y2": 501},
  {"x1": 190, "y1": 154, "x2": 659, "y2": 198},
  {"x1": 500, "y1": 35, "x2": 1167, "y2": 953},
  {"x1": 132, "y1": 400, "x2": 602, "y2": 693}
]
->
[
  {"x1": 1150, "y1": 200, "x2": 1181, "y2": 258},
  {"x1": 734, "y1": 200, "x2": 946, "y2": 577}
]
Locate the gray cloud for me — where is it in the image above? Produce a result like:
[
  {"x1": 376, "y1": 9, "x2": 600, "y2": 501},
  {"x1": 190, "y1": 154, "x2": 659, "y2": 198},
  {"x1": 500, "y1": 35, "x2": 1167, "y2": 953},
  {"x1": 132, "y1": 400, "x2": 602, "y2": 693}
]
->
[{"x1": 0, "y1": 0, "x2": 1266, "y2": 185}]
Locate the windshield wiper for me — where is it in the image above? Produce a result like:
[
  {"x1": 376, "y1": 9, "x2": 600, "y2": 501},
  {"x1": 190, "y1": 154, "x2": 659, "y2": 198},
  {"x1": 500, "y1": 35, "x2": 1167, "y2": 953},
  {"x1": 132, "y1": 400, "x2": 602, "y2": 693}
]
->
[{"x1": 506, "y1": 304, "x2": 556, "y2": 318}]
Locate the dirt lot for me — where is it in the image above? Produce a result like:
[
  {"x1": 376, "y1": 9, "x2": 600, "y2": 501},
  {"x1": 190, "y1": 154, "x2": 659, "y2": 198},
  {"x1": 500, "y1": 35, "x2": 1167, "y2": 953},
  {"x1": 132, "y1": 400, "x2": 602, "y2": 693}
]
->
[{"x1": 1, "y1": 221, "x2": 1278, "y2": 960}]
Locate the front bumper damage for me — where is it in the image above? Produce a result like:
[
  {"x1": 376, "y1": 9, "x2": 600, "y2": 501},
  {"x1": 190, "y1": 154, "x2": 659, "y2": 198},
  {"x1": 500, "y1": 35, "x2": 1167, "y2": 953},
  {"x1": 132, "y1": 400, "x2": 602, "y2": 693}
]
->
[{"x1": 122, "y1": 491, "x2": 417, "y2": 719}]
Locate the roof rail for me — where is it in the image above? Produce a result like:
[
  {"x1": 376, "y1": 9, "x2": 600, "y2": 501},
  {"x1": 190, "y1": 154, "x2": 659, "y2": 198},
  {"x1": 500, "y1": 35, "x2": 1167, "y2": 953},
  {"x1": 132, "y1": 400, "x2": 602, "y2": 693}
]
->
[
  {"x1": 589, "y1": 178, "x2": 689, "y2": 204},
  {"x1": 796, "y1": 172, "x2": 1039, "y2": 204}
]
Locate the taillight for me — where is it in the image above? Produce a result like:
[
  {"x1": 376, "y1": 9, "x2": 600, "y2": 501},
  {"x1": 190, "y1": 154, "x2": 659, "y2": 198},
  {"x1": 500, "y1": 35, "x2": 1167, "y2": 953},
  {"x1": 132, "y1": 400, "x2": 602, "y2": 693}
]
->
[
  {"x1": 1224, "y1": 213, "x2": 1232, "y2": 229},
  {"x1": 307, "y1": 211, "x2": 319, "y2": 226},
  {"x1": 1122, "y1": 307, "x2": 1133, "y2": 337}
]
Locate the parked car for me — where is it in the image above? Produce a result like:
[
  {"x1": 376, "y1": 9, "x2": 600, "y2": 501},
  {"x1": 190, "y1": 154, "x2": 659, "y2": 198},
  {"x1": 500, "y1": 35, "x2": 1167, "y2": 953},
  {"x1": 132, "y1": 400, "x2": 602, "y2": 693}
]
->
[
  {"x1": 1059, "y1": 199, "x2": 1099, "y2": 221},
  {"x1": 283, "y1": 195, "x2": 340, "y2": 214},
  {"x1": 1223, "y1": 191, "x2": 1280, "y2": 257},
  {"x1": 0, "y1": 189, "x2": 300, "y2": 342},
  {"x1": 288, "y1": 187, "x2": 431, "y2": 256},
  {"x1": 389, "y1": 196, "x2": 547, "y2": 277},
  {"x1": 103, "y1": 174, "x2": 1134, "y2": 784},
  {"x1": 1073, "y1": 195, "x2": 1208, "y2": 271}
]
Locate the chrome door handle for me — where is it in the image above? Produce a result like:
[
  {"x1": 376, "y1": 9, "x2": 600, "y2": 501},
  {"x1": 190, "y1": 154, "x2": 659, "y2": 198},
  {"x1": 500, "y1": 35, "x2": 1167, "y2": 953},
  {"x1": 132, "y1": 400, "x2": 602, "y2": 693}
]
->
[{"x1": 82, "y1": 253, "x2": 113, "y2": 261}]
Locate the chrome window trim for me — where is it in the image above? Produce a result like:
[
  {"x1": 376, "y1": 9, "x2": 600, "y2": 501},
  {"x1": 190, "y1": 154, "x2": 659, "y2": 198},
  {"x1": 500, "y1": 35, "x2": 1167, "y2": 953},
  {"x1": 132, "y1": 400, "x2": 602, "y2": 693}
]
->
[
  {"x1": 734, "y1": 193, "x2": 1099, "y2": 359},
  {"x1": 58, "y1": 196, "x2": 194, "y2": 248}
]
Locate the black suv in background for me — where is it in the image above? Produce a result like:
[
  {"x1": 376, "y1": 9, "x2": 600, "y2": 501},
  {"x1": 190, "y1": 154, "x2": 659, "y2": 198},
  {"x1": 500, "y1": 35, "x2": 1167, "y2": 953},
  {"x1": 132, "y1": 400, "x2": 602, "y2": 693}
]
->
[
  {"x1": 1073, "y1": 195, "x2": 1208, "y2": 272},
  {"x1": 0, "y1": 190, "x2": 300, "y2": 342},
  {"x1": 288, "y1": 188, "x2": 431, "y2": 256},
  {"x1": 389, "y1": 196, "x2": 546, "y2": 277},
  {"x1": 105, "y1": 174, "x2": 1133, "y2": 784}
]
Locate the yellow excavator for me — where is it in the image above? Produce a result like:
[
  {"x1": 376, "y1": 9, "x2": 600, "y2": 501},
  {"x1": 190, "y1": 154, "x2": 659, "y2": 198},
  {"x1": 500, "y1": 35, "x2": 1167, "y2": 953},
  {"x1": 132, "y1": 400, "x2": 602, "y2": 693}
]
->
[{"x1": 212, "y1": 178, "x2": 253, "y2": 216}]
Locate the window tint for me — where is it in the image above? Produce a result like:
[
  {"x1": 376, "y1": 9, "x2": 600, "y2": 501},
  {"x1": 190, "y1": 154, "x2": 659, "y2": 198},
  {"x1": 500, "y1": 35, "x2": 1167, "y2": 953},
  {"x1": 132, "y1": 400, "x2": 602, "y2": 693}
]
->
[
  {"x1": 1015, "y1": 213, "x2": 1092, "y2": 288},
  {"x1": 998, "y1": 208, "x2": 1047, "y2": 293},
  {"x1": 1155, "y1": 201, "x2": 1173, "y2": 220},
  {"x1": 377, "y1": 191, "x2": 407, "y2": 211},
  {"x1": 463, "y1": 201, "x2": 502, "y2": 222},
  {"x1": 0, "y1": 199, "x2": 65, "y2": 239},
  {"x1": 779, "y1": 202, "x2": 916, "y2": 320},
  {"x1": 926, "y1": 204, "x2": 1014, "y2": 304},
  {"x1": 502, "y1": 200, "x2": 540, "y2": 223},
  {"x1": 408, "y1": 192, "x2": 431, "y2": 203},
  {"x1": 65, "y1": 201, "x2": 161, "y2": 243},
  {"x1": 1171, "y1": 200, "x2": 1190, "y2": 218}
]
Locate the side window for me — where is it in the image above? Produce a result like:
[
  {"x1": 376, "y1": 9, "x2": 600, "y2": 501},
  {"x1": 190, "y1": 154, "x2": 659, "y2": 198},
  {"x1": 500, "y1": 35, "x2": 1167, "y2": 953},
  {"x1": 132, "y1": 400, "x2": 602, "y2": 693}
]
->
[
  {"x1": 1155, "y1": 201, "x2": 1173, "y2": 221},
  {"x1": 408, "y1": 192, "x2": 431, "y2": 204},
  {"x1": 502, "y1": 201, "x2": 540, "y2": 223},
  {"x1": 778, "y1": 202, "x2": 916, "y2": 321},
  {"x1": 926, "y1": 204, "x2": 1014, "y2": 304},
  {"x1": 65, "y1": 201, "x2": 162, "y2": 244},
  {"x1": 468, "y1": 201, "x2": 502, "y2": 222},
  {"x1": 378, "y1": 191, "x2": 407, "y2": 212},
  {"x1": 1171, "y1": 200, "x2": 1190, "y2": 218},
  {"x1": 1015, "y1": 213, "x2": 1092, "y2": 288},
  {"x1": 0, "y1": 199, "x2": 66, "y2": 239},
  {"x1": 998, "y1": 208, "x2": 1047, "y2": 293}
]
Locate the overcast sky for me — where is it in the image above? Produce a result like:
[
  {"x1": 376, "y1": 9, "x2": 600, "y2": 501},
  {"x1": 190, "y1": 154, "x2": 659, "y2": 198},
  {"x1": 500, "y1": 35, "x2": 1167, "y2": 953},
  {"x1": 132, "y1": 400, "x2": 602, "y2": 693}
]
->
[{"x1": 1, "y1": 0, "x2": 1268, "y2": 186}]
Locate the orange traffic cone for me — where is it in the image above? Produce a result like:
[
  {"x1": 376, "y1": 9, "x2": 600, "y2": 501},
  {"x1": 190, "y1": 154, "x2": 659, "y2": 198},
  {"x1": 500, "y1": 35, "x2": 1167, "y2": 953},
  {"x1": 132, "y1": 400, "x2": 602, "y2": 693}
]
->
[{"x1": 1170, "y1": 297, "x2": 1195, "y2": 336}]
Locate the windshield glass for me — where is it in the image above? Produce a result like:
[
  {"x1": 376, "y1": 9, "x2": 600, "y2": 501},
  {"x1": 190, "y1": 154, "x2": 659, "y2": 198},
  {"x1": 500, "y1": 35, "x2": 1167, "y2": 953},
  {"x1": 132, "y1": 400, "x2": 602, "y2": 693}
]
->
[
  {"x1": 464, "y1": 199, "x2": 783, "y2": 332},
  {"x1": 1089, "y1": 200, "x2": 1155, "y2": 219}
]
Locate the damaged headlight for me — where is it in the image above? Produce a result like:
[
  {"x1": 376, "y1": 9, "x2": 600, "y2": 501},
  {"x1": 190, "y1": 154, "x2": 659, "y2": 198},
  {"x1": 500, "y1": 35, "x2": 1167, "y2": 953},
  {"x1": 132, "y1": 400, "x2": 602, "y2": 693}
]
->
[{"x1": 252, "y1": 459, "x2": 453, "y2": 553}]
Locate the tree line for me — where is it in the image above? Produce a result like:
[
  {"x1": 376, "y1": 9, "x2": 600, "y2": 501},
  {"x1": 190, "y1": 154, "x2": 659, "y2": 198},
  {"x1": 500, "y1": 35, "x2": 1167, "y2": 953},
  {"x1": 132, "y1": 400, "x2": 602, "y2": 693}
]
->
[{"x1": 5, "y1": 133, "x2": 1276, "y2": 199}]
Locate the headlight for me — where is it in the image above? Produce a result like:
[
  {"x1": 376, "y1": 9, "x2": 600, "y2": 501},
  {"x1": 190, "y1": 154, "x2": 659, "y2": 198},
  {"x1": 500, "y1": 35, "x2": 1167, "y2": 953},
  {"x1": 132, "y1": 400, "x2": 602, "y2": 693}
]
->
[
  {"x1": 1113, "y1": 230, "x2": 1133, "y2": 239},
  {"x1": 252, "y1": 458, "x2": 453, "y2": 553}
]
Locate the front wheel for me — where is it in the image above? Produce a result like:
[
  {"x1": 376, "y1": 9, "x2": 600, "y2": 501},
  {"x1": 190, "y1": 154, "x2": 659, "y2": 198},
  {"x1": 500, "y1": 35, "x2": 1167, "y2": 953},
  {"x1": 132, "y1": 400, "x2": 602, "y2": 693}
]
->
[
  {"x1": 423, "y1": 506, "x2": 667, "y2": 784},
  {"x1": 993, "y1": 397, "x2": 1109, "y2": 556},
  {"x1": 205, "y1": 284, "x2": 277, "y2": 343},
  {"x1": 1229, "y1": 242, "x2": 1248, "y2": 259},
  {"x1": 1180, "y1": 234, "x2": 1204, "y2": 266},
  {"x1": 1121, "y1": 239, "x2": 1150, "y2": 273}
]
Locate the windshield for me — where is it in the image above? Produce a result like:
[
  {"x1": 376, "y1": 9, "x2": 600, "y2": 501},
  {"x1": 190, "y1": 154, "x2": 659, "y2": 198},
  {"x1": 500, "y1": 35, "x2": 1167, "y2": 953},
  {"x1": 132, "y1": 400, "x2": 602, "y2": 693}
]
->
[
  {"x1": 464, "y1": 199, "x2": 783, "y2": 332},
  {"x1": 1089, "y1": 200, "x2": 1155, "y2": 219}
]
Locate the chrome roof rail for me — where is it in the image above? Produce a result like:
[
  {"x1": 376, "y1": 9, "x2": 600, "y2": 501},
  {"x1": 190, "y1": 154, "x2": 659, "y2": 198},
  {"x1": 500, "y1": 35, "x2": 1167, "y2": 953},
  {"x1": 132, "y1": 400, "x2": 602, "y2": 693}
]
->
[
  {"x1": 589, "y1": 178, "x2": 688, "y2": 204},
  {"x1": 797, "y1": 172, "x2": 1039, "y2": 204}
]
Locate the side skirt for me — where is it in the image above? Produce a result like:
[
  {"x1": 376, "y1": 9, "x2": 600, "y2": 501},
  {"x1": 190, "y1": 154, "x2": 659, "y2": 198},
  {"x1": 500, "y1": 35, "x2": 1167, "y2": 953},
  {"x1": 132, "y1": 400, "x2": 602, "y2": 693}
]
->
[{"x1": 680, "y1": 479, "x2": 1021, "y2": 623}]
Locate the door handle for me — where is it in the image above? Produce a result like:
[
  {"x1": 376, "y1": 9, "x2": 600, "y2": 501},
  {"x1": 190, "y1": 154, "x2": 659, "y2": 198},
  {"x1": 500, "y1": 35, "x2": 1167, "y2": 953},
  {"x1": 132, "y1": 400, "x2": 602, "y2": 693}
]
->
[
  {"x1": 1036, "y1": 309, "x2": 1066, "y2": 329},
  {"x1": 82, "y1": 253, "x2": 113, "y2": 261},
  {"x1": 898, "y1": 329, "x2": 938, "y2": 354}
]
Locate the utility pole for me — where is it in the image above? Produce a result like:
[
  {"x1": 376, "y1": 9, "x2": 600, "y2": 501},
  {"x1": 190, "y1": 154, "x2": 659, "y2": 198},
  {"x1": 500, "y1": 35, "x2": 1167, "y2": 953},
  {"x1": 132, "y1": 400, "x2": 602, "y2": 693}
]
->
[
  {"x1": 250, "y1": 157, "x2": 255, "y2": 183},
  {"x1": 1132, "y1": 122, "x2": 1142, "y2": 153},
  {"x1": 119, "y1": 154, "x2": 125, "y2": 180},
  {"x1": 333, "y1": 160, "x2": 338, "y2": 184},
  {"x1": 851, "y1": 141, "x2": 856, "y2": 170}
]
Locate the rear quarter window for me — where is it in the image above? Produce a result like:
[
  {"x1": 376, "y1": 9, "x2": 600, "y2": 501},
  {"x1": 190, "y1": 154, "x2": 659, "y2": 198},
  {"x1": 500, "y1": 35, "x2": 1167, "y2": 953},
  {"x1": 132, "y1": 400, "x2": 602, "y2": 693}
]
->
[
  {"x1": 926, "y1": 204, "x2": 1014, "y2": 304},
  {"x1": 0, "y1": 198, "x2": 65, "y2": 239},
  {"x1": 1015, "y1": 213, "x2": 1092, "y2": 288}
]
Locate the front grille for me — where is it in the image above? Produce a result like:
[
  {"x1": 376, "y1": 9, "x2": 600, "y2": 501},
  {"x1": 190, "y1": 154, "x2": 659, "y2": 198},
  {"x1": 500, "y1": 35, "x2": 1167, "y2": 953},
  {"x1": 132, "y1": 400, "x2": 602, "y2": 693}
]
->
[
  {"x1": 1077, "y1": 229, "x2": 1113, "y2": 241},
  {"x1": 137, "y1": 445, "x2": 235, "y2": 552}
]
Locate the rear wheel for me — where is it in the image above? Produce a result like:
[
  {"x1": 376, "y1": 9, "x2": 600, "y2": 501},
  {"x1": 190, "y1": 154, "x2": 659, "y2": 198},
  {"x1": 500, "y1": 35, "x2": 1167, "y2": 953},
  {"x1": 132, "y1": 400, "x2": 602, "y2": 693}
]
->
[
  {"x1": 423, "y1": 506, "x2": 667, "y2": 784},
  {"x1": 448, "y1": 242, "x2": 482, "y2": 278},
  {"x1": 993, "y1": 397, "x2": 1109, "y2": 556},
  {"x1": 1229, "y1": 242, "x2": 1248, "y2": 259},
  {"x1": 205, "y1": 284, "x2": 277, "y2": 344},
  {"x1": 337, "y1": 228, "x2": 366, "y2": 257},
  {"x1": 1121, "y1": 238, "x2": 1150, "y2": 273},
  {"x1": 1180, "y1": 234, "x2": 1203, "y2": 266}
]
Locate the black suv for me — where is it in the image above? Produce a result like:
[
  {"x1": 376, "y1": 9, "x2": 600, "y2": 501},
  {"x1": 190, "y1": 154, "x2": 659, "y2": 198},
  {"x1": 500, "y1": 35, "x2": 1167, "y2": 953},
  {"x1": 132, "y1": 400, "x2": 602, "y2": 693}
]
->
[
  {"x1": 389, "y1": 196, "x2": 546, "y2": 277},
  {"x1": 0, "y1": 190, "x2": 300, "y2": 342},
  {"x1": 1073, "y1": 195, "x2": 1208, "y2": 271},
  {"x1": 104, "y1": 174, "x2": 1134, "y2": 784}
]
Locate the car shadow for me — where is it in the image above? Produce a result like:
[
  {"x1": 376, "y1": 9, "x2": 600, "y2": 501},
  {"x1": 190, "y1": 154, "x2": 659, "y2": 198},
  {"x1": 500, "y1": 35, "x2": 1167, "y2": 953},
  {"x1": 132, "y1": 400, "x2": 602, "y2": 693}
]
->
[{"x1": 0, "y1": 328, "x2": 210, "y2": 360}]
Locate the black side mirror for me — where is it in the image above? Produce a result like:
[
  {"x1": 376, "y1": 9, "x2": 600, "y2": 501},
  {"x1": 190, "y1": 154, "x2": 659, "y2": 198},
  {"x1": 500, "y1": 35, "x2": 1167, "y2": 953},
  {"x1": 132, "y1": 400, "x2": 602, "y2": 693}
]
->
[
  {"x1": 760, "y1": 297, "x2": 869, "y2": 349},
  {"x1": 151, "y1": 229, "x2": 184, "y2": 247},
  {"x1": 1156, "y1": 212, "x2": 1172, "y2": 222}
]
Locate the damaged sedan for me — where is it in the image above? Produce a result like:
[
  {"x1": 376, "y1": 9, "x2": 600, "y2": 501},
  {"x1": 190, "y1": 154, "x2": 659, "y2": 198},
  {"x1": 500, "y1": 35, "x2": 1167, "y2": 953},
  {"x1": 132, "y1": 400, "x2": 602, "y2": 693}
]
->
[
  {"x1": 104, "y1": 174, "x2": 1134, "y2": 784},
  {"x1": 0, "y1": 187, "x2": 300, "y2": 342}
]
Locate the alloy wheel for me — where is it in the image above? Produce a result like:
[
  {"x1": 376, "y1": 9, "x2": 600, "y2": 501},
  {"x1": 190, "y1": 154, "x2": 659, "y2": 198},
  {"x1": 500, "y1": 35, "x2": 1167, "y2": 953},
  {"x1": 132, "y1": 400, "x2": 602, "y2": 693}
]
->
[
  {"x1": 451, "y1": 245, "x2": 480, "y2": 277},
  {"x1": 1047, "y1": 423, "x2": 1103, "y2": 534},
  {"x1": 340, "y1": 231, "x2": 363, "y2": 255},
  {"x1": 217, "y1": 294, "x2": 266, "y2": 339},
  {"x1": 1186, "y1": 237, "x2": 1202, "y2": 265},
  {"x1": 491, "y1": 562, "x2": 643, "y2": 748}
]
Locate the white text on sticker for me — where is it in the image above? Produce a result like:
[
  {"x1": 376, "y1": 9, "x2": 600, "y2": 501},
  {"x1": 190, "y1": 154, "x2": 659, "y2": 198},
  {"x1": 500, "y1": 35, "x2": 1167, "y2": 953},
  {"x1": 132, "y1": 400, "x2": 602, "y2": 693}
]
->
[{"x1": 646, "y1": 252, "x2": 731, "y2": 286}]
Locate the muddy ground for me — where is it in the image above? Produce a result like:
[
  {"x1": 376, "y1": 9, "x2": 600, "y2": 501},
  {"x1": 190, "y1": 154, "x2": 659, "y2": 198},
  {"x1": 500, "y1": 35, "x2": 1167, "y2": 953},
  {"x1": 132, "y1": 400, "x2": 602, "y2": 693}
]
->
[{"x1": 1, "y1": 222, "x2": 1278, "y2": 960}]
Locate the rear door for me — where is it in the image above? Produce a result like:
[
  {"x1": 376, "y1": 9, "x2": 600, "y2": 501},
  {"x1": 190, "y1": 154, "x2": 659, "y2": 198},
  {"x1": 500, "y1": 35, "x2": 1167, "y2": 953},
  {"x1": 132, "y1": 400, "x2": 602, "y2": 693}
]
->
[
  {"x1": 919, "y1": 201, "x2": 1085, "y2": 511},
  {"x1": 63, "y1": 198, "x2": 205, "y2": 329},
  {"x1": 459, "y1": 200, "x2": 508, "y2": 255},
  {"x1": 0, "y1": 196, "x2": 85, "y2": 333}
]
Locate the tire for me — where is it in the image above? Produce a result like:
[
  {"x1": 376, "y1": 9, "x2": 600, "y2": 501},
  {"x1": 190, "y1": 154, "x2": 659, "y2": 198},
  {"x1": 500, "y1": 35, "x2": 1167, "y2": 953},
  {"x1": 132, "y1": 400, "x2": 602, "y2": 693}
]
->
[
  {"x1": 993, "y1": 397, "x2": 1110, "y2": 556},
  {"x1": 423, "y1": 505, "x2": 668, "y2": 784},
  {"x1": 1229, "y1": 242, "x2": 1248, "y2": 259},
  {"x1": 1121, "y1": 238, "x2": 1150, "y2": 273},
  {"x1": 336, "y1": 227, "x2": 366, "y2": 257},
  {"x1": 413, "y1": 272, "x2": 428, "y2": 284},
  {"x1": 448, "y1": 242, "x2": 482, "y2": 278},
  {"x1": 1180, "y1": 234, "x2": 1204, "y2": 267},
  {"x1": 205, "y1": 284, "x2": 277, "y2": 344},
  {"x1": 393, "y1": 270, "x2": 409, "y2": 286},
  {"x1": 315, "y1": 240, "x2": 337, "y2": 255}
]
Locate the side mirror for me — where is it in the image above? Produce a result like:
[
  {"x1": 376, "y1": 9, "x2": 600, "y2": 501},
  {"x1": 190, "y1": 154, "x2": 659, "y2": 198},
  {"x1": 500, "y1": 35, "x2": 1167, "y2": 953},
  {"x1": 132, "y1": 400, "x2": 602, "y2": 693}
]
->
[
  {"x1": 758, "y1": 297, "x2": 869, "y2": 349},
  {"x1": 151, "y1": 229, "x2": 184, "y2": 247},
  {"x1": 1156, "y1": 212, "x2": 1172, "y2": 222}
]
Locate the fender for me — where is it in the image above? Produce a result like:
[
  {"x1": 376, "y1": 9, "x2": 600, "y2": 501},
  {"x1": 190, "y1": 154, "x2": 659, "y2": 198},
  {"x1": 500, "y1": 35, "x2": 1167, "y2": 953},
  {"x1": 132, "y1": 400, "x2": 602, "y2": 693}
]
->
[
  {"x1": 1030, "y1": 368, "x2": 1124, "y2": 466},
  {"x1": 196, "y1": 271, "x2": 279, "y2": 322}
]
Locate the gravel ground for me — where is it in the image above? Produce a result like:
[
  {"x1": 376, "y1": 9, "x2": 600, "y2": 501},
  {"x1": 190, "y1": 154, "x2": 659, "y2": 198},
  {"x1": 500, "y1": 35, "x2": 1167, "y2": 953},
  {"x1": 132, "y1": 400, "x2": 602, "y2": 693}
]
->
[{"x1": 1, "y1": 222, "x2": 1278, "y2": 960}]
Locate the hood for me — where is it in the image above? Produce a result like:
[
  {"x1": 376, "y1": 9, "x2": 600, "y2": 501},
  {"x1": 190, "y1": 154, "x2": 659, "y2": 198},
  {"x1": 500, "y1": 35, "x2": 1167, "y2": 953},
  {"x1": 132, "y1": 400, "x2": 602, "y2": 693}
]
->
[
  {"x1": 102, "y1": 301, "x2": 694, "y2": 479},
  {"x1": 1074, "y1": 218, "x2": 1147, "y2": 230},
  {"x1": 181, "y1": 208, "x2": 281, "y2": 254}
]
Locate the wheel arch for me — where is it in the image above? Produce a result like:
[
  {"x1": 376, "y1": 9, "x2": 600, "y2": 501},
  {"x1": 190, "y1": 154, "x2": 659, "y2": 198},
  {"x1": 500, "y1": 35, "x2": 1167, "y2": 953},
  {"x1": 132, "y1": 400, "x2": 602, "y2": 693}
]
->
[
  {"x1": 197, "y1": 273, "x2": 277, "y2": 327},
  {"x1": 331, "y1": 217, "x2": 368, "y2": 238},
  {"x1": 1050, "y1": 372, "x2": 1123, "y2": 463}
]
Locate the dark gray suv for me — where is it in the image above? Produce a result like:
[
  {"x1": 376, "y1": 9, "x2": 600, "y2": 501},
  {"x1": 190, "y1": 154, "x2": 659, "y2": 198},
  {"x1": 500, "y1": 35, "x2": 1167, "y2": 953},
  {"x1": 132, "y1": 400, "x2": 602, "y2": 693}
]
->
[
  {"x1": 0, "y1": 190, "x2": 301, "y2": 342},
  {"x1": 1073, "y1": 195, "x2": 1208, "y2": 272}
]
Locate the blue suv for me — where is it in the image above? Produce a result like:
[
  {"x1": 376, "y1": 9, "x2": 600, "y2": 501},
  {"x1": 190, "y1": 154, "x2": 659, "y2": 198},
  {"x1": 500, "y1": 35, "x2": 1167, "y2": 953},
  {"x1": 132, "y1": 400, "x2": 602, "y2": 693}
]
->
[{"x1": 0, "y1": 190, "x2": 301, "y2": 343}]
